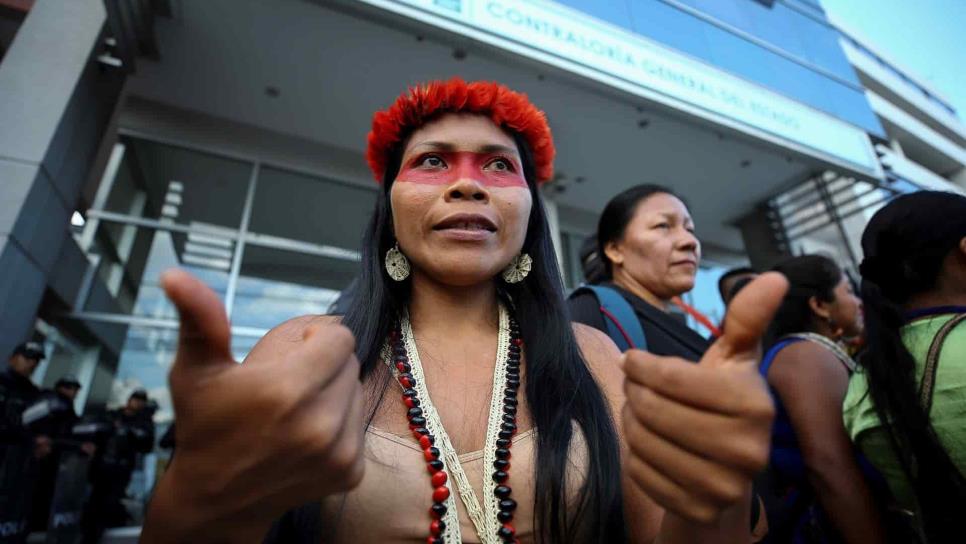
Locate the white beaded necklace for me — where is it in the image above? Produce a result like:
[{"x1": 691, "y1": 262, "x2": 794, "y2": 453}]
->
[
  {"x1": 383, "y1": 304, "x2": 514, "y2": 543},
  {"x1": 784, "y1": 332, "x2": 857, "y2": 372}
]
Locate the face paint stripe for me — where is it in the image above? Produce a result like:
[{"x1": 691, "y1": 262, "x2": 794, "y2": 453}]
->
[{"x1": 397, "y1": 151, "x2": 527, "y2": 188}]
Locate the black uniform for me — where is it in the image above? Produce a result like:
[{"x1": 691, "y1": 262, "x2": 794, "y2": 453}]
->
[
  {"x1": 26, "y1": 389, "x2": 80, "y2": 531},
  {"x1": 81, "y1": 407, "x2": 154, "y2": 544},
  {"x1": 0, "y1": 368, "x2": 42, "y2": 543}
]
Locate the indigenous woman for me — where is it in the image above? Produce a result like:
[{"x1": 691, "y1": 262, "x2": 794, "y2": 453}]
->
[
  {"x1": 142, "y1": 79, "x2": 786, "y2": 543},
  {"x1": 758, "y1": 255, "x2": 885, "y2": 543},
  {"x1": 568, "y1": 184, "x2": 766, "y2": 539},
  {"x1": 569, "y1": 184, "x2": 711, "y2": 359},
  {"x1": 844, "y1": 191, "x2": 966, "y2": 542}
]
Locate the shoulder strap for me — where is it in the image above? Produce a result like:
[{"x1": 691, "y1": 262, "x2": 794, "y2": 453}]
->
[
  {"x1": 920, "y1": 313, "x2": 966, "y2": 413},
  {"x1": 573, "y1": 285, "x2": 647, "y2": 352},
  {"x1": 759, "y1": 338, "x2": 801, "y2": 377}
]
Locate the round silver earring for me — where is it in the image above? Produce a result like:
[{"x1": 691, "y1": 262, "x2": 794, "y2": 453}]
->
[
  {"x1": 385, "y1": 243, "x2": 411, "y2": 281},
  {"x1": 501, "y1": 253, "x2": 532, "y2": 284}
]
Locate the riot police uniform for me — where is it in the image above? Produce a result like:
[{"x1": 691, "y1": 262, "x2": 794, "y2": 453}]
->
[
  {"x1": 0, "y1": 342, "x2": 45, "y2": 543},
  {"x1": 24, "y1": 376, "x2": 83, "y2": 532},
  {"x1": 81, "y1": 390, "x2": 155, "y2": 544}
]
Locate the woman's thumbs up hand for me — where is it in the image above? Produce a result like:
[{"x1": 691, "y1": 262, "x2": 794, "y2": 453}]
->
[
  {"x1": 622, "y1": 273, "x2": 787, "y2": 524},
  {"x1": 142, "y1": 269, "x2": 366, "y2": 542}
]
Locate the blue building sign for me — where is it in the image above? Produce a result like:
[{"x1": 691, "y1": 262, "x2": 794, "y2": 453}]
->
[{"x1": 362, "y1": 0, "x2": 881, "y2": 178}]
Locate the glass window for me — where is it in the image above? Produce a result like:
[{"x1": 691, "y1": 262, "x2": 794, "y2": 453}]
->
[
  {"x1": 107, "y1": 139, "x2": 254, "y2": 230},
  {"x1": 630, "y1": 0, "x2": 713, "y2": 61},
  {"x1": 229, "y1": 244, "x2": 357, "y2": 331},
  {"x1": 825, "y1": 83, "x2": 886, "y2": 137},
  {"x1": 249, "y1": 166, "x2": 376, "y2": 250},
  {"x1": 110, "y1": 325, "x2": 178, "y2": 420},
  {"x1": 84, "y1": 224, "x2": 231, "y2": 319},
  {"x1": 703, "y1": 26, "x2": 785, "y2": 95},
  {"x1": 553, "y1": 0, "x2": 634, "y2": 31},
  {"x1": 746, "y1": 3, "x2": 808, "y2": 62},
  {"x1": 682, "y1": 0, "x2": 754, "y2": 34},
  {"x1": 790, "y1": 12, "x2": 860, "y2": 85}
]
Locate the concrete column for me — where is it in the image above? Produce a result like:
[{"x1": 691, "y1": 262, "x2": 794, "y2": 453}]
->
[
  {"x1": 541, "y1": 194, "x2": 565, "y2": 274},
  {"x1": 736, "y1": 205, "x2": 791, "y2": 271},
  {"x1": 0, "y1": 0, "x2": 123, "y2": 357}
]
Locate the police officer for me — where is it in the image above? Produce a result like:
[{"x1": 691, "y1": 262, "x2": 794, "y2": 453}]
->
[
  {"x1": 26, "y1": 375, "x2": 91, "y2": 532},
  {"x1": 81, "y1": 389, "x2": 155, "y2": 544},
  {"x1": 0, "y1": 342, "x2": 48, "y2": 543}
]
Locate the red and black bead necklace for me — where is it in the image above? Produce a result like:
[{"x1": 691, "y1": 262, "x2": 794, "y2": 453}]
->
[{"x1": 387, "y1": 313, "x2": 523, "y2": 544}]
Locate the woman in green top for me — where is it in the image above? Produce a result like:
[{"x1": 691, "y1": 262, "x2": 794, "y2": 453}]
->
[{"x1": 843, "y1": 190, "x2": 966, "y2": 542}]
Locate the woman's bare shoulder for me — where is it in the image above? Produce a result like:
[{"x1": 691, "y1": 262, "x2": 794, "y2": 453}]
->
[
  {"x1": 242, "y1": 315, "x2": 345, "y2": 362},
  {"x1": 572, "y1": 323, "x2": 624, "y2": 399}
]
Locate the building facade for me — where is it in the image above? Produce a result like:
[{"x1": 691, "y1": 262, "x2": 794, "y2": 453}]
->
[{"x1": 1, "y1": 0, "x2": 962, "y2": 459}]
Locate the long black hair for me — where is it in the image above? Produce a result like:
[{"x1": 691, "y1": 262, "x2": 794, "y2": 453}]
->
[
  {"x1": 764, "y1": 255, "x2": 843, "y2": 348},
  {"x1": 342, "y1": 128, "x2": 625, "y2": 542},
  {"x1": 596, "y1": 183, "x2": 679, "y2": 279},
  {"x1": 857, "y1": 191, "x2": 966, "y2": 541}
]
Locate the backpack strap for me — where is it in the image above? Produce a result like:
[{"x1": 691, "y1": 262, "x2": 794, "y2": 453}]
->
[
  {"x1": 572, "y1": 285, "x2": 647, "y2": 352},
  {"x1": 920, "y1": 313, "x2": 966, "y2": 414},
  {"x1": 759, "y1": 338, "x2": 797, "y2": 378}
]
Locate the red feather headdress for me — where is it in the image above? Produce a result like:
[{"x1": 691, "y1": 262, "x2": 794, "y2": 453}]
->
[{"x1": 366, "y1": 78, "x2": 555, "y2": 184}]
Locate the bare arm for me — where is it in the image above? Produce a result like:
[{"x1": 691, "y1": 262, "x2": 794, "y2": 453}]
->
[
  {"x1": 574, "y1": 324, "x2": 663, "y2": 543},
  {"x1": 768, "y1": 342, "x2": 886, "y2": 544}
]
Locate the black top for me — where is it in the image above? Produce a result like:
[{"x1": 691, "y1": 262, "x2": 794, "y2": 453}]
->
[
  {"x1": 568, "y1": 282, "x2": 710, "y2": 361},
  {"x1": 0, "y1": 368, "x2": 41, "y2": 444},
  {"x1": 95, "y1": 408, "x2": 156, "y2": 470},
  {"x1": 27, "y1": 389, "x2": 79, "y2": 439}
]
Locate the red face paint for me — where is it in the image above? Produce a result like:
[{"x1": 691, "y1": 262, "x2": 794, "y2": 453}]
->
[{"x1": 396, "y1": 150, "x2": 527, "y2": 188}]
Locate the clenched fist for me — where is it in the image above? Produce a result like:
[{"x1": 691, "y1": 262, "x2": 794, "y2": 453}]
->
[{"x1": 142, "y1": 269, "x2": 365, "y2": 543}]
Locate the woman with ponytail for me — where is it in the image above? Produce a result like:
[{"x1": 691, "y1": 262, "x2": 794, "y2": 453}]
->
[
  {"x1": 843, "y1": 191, "x2": 966, "y2": 543},
  {"x1": 758, "y1": 255, "x2": 885, "y2": 544}
]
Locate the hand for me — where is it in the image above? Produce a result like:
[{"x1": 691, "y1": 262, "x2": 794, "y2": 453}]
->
[
  {"x1": 143, "y1": 269, "x2": 365, "y2": 541},
  {"x1": 80, "y1": 442, "x2": 96, "y2": 457},
  {"x1": 33, "y1": 435, "x2": 52, "y2": 459},
  {"x1": 622, "y1": 272, "x2": 787, "y2": 523}
]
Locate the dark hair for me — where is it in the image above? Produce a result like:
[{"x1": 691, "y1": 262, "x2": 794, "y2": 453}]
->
[
  {"x1": 579, "y1": 233, "x2": 607, "y2": 285},
  {"x1": 857, "y1": 191, "x2": 966, "y2": 541},
  {"x1": 342, "y1": 129, "x2": 625, "y2": 542},
  {"x1": 596, "y1": 184, "x2": 679, "y2": 278},
  {"x1": 718, "y1": 266, "x2": 756, "y2": 303},
  {"x1": 765, "y1": 255, "x2": 842, "y2": 347}
]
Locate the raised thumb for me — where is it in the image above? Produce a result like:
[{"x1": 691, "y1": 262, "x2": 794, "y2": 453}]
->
[
  {"x1": 160, "y1": 268, "x2": 233, "y2": 367},
  {"x1": 707, "y1": 272, "x2": 789, "y2": 367}
]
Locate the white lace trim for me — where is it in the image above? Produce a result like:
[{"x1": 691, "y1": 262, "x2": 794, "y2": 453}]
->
[
  {"x1": 383, "y1": 305, "x2": 510, "y2": 544},
  {"x1": 482, "y1": 306, "x2": 511, "y2": 538}
]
